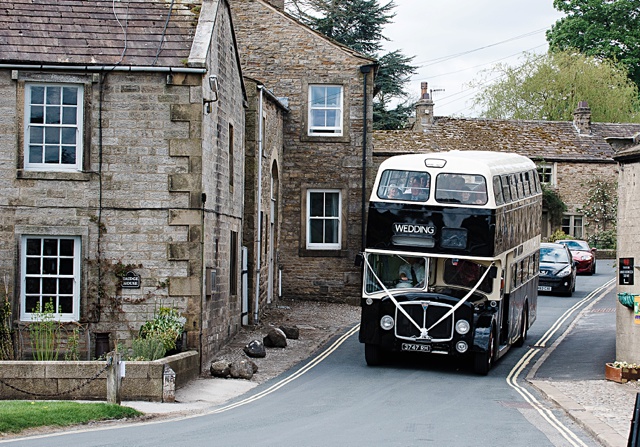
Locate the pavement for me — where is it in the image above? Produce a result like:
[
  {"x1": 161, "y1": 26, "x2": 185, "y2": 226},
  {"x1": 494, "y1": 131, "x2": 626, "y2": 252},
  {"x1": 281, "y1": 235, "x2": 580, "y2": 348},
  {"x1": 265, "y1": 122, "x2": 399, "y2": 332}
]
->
[{"x1": 117, "y1": 278, "x2": 638, "y2": 447}]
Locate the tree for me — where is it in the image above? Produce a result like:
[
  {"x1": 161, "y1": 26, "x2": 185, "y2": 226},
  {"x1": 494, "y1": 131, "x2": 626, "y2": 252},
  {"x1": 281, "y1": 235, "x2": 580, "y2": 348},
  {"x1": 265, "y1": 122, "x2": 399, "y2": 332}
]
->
[
  {"x1": 546, "y1": 0, "x2": 640, "y2": 91},
  {"x1": 578, "y1": 179, "x2": 618, "y2": 249},
  {"x1": 470, "y1": 51, "x2": 640, "y2": 122},
  {"x1": 286, "y1": 0, "x2": 417, "y2": 129}
]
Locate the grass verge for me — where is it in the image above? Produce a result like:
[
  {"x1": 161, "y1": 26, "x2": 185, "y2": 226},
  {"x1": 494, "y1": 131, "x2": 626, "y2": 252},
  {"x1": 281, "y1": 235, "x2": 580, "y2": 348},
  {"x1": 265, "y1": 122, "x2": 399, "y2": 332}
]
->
[{"x1": 0, "y1": 401, "x2": 142, "y2": 435}]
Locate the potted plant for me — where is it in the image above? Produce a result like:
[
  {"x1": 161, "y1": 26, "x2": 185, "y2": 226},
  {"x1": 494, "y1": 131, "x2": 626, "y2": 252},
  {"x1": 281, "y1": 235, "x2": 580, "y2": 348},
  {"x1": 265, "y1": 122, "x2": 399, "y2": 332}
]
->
[
  {"x1": 139, "y1": 307, "x2": 186, "y2": 355},
  {"x1": 605, "y1": 361, "x2": 640, "y2": 383}
]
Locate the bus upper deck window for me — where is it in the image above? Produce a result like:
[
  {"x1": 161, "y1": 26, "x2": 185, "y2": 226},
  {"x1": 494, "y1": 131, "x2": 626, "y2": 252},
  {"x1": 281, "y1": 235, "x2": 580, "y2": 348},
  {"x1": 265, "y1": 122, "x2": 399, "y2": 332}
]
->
[
  {"x1": 377, "y1": 169, "x2": 430, "y2": 201},
  {"x1": 436, "y1": 174, "x2": 487, "y2": 205}
]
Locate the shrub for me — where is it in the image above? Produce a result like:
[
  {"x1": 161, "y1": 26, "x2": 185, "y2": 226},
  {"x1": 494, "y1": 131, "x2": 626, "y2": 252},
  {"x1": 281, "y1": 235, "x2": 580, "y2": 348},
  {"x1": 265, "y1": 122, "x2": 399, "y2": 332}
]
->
[
  {"x1": 130, "y1": 336, "x2": 166, "y2": 361},
  {"x1": 548, "y1": 229, "x2": 570, "y2": 243},
  {"x1": 139, "y1": 307, "x2": 185, "y2": 352},
  {"x1": 28, "y1": 300, "x2": 60, "y2": 361}
]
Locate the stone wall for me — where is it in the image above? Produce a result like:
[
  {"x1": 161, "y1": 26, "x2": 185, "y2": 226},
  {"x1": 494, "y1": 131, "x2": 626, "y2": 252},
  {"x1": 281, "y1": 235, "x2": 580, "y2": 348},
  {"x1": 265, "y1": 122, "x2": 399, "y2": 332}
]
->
[
  {"x1": 615, "y1": 153, "x2": 640, "y2": 362},
  {"x1": 0, "y1": 351, "x2": 199, "y2": 402}
]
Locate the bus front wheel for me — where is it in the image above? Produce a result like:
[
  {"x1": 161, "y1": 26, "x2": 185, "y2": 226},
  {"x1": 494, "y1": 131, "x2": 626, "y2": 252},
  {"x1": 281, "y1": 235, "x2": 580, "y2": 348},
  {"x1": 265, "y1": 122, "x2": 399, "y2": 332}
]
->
[
  {"x1": 473, "y1": 328, "x2": 494, "y2": 375},
  {"x1": 364, "y1": 343, "x2": 386, "y2": 366}
]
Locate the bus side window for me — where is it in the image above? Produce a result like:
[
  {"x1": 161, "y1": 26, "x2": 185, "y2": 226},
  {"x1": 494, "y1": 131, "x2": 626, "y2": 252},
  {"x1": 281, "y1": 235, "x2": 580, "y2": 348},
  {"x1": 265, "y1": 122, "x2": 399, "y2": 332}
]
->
[
  {"x1": 531, "y1": 169, "x2": 541, "y2": 193},
  {"x1": 509, "y1": 174, "x2": 519, "y2": 200},
  {"x1": 522, "y1": 171, "x2": 531, "y2": 197},
  {"x1": 493, "y1": 176, "x2": 504, "y2": 205},
  {"x1": 501, "y1": 175, "x2": 512, "y2": 203}
]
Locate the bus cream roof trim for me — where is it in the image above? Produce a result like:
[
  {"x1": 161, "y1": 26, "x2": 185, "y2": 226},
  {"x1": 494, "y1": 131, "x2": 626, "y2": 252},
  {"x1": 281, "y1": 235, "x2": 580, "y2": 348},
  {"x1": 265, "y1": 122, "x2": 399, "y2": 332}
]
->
[
  {"x1": 377, "y1": 151, "x2": 535, "y2": 177},
  {"x1": 364, "y1": 248, "x2": 497, "y2": 263}
]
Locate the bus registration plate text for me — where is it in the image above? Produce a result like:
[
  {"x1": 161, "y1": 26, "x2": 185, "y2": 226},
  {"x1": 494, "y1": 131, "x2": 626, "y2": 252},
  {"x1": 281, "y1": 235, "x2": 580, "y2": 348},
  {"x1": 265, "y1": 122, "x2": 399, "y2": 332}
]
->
[{"x1": 402, "y1": 343, "x2": 431, "y2": 353}]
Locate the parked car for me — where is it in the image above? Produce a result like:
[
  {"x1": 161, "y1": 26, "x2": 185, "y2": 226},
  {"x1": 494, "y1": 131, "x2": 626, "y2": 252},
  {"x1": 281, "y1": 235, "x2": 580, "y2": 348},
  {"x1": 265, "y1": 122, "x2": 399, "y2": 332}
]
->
[
  {"x1": 538, "y1": 242, "x2": 577, "y2": 297},
  {"x1": 555, "y1": 239, "x2": 597, "y2": 275}
]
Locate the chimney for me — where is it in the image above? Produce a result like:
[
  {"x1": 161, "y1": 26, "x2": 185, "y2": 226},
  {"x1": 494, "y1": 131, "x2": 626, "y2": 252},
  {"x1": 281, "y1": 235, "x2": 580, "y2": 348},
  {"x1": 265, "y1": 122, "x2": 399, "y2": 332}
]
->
[
  {"x1": 573, "y1": 101, "x2": 591, "y2": 135},
  {"x1": 266, "y1": 0, "x2": 285, "y2": 11},
  {"x1": 414, "y1": 82, "x2": 434, "y2": 132}
]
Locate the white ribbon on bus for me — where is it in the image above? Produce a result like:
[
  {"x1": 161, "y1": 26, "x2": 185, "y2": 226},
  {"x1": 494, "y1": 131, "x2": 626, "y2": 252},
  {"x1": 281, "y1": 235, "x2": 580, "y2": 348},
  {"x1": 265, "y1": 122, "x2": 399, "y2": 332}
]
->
[{"x1": 363, "y1": 254, "x2": 495, "y2": 339}]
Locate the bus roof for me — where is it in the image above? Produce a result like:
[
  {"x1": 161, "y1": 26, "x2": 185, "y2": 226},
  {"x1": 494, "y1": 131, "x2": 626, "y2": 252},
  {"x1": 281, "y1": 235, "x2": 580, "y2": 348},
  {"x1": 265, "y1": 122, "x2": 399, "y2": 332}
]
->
[{"x1": 377, "y1": 150, "x2": 535, "y2": 177}]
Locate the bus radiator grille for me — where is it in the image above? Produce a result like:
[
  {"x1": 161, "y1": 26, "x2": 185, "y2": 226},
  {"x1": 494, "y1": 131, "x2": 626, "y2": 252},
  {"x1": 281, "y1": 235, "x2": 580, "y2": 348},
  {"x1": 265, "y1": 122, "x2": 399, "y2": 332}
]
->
[{"x1": 394, "y1": 302, "x2": 454, "y2": 341}]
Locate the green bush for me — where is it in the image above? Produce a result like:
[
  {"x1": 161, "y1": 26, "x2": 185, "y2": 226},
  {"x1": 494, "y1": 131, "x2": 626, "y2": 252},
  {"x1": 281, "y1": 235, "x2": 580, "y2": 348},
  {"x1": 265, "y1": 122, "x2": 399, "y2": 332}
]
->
[
  {"x1": 130, "y1": 336, "x2": 166, "y2": 361},
  {"x1": 139, "y1": 307, "x2": 185, "y2": 352},
  {"x1": 548, "y1": 229, "x2": 571, "y2": 243},
  {"x1": 588, "y1": 230, "x2": 616, "y2": 249}
]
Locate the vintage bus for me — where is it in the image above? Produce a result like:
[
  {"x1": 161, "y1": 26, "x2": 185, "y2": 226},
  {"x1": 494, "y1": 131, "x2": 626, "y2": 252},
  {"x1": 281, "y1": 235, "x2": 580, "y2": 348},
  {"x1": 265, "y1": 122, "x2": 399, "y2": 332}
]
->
[{"x1": 359, "y1": 150, "x2": 541, "y2": 374}]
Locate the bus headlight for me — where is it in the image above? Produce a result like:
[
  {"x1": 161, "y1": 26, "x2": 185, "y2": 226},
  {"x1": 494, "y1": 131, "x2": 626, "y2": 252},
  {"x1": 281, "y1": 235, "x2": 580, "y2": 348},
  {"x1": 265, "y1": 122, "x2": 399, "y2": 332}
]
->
[
  {"x1": 380, "y1": 315, "x2": 395, "y2": 330},
  {"x1": 456, "y1": 341, "x2": 468, "y2": 353},
  {"x1": 455, "y1": 319, "x2": 470, "y2": 335}
]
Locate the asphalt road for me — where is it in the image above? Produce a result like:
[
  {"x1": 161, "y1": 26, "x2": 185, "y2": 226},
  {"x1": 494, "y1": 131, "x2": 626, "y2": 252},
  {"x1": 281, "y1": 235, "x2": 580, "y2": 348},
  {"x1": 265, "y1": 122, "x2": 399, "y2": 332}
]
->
[{"x1": 2, "y1": 261, "x2": 616, "y2": 447}]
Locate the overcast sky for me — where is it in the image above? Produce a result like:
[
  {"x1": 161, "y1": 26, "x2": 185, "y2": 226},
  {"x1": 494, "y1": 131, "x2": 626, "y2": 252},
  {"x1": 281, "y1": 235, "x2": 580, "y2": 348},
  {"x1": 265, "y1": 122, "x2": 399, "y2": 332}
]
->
[{"x1": 382, "y1": 0, "x2": 566, "y2": 117}]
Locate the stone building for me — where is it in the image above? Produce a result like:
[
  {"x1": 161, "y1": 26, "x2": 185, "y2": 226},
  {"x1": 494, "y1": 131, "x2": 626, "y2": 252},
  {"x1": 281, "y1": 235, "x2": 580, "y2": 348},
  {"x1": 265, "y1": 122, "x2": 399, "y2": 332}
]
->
[
  {"x1": 0, "y1": 0, "x2": 246, "y2": 371},
  {"x1": 612, "y1": 143, "x2": 640, "y2": 363},
  {"x1": 374, "y1": 84, "x2": 640, "y2": 240},
  {"x1": 242, "y1": 77, "x2": 288, "y2": 323},
  {"x1": 230, "y1": 0, "x2": 377, "y2": 305}
]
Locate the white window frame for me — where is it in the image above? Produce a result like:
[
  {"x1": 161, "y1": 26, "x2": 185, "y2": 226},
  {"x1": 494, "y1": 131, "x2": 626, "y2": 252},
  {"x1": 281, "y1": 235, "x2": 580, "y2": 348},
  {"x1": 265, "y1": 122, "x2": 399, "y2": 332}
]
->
[
  {"x1": 23, "y1": 83, "x2": 84, "y2": 172},
  {"x1": 306, "y1": 190, "x2": 342, "y2": 249},
  {"x1": 536, "y1": 162, "x2": 555, "y2": 187},
  {"x1": 20, "y1": 235, "x2": 81, "y2": 322},
  {"x1": 308, "y1": 85, "x2": 343, "y2": 136},
  {"x1": 562, "y1": 214, "x2": 584, "y2": 239}
]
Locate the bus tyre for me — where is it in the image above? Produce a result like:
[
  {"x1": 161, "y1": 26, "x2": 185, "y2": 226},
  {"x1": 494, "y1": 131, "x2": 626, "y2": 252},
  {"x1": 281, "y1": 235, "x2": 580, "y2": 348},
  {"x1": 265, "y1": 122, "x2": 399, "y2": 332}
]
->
[
  {"x1": 365, "y1": 343, "x2": 386, "y2": 366},
  {"x1": 514, "y1": 306, "x2": 528, "y2": 348},
  {"x1": 473, "y1": 329, "x2": 494, "y2": 375}
]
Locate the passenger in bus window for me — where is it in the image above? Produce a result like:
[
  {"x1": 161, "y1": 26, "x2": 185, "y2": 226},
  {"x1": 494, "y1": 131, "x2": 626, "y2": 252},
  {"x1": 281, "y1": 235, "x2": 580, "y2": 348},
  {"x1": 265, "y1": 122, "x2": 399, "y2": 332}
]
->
[
  {"x1": 386, "y1": 185, "x2": 401, "y2": 199},
  {"x1": 472, "y1": 183, "x2": 487, "y2": 204},
  {"x1": 399, "y1": 257, "x2": 425, "y2": 286},
  {"x1": 408, "y1": 177, "x2": 428, "y2": 201}
]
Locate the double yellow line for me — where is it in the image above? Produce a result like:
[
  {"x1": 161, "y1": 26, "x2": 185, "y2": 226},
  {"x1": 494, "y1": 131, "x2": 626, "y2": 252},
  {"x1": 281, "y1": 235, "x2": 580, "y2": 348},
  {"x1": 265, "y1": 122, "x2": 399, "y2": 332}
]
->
[{"x1": 506, "y1": 278, "x2": 616, "y2": 447}]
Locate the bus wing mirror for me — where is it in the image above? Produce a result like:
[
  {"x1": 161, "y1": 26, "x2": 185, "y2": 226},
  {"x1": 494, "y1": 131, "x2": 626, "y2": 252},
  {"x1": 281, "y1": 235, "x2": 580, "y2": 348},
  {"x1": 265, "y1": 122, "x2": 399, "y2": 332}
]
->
[
  {"x1": 354, "y1": 253, "x2": 364, "y2": 267},
  {"x1": 489, "y1": 266, "x2": 498, "y2": 279}
]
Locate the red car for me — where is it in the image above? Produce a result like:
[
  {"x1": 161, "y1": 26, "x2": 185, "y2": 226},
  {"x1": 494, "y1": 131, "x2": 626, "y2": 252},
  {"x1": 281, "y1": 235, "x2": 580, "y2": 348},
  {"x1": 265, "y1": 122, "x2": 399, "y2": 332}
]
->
[{"x1": 556, "y1": 239, "x2": 597, "y2": 275}]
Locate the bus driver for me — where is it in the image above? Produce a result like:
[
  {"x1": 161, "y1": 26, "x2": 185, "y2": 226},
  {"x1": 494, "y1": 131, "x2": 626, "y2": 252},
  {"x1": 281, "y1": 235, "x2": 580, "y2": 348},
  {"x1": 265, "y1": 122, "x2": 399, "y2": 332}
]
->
[{"x1": 399, "y1": 257, "x2": 425, "y2": 287}]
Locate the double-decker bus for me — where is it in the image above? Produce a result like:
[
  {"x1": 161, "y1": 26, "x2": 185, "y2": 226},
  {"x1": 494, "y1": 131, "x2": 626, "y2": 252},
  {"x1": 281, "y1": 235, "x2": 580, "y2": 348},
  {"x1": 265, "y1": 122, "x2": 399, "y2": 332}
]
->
[{"x1": 359, "y1": 150, "x2": 541, "y2": 374}]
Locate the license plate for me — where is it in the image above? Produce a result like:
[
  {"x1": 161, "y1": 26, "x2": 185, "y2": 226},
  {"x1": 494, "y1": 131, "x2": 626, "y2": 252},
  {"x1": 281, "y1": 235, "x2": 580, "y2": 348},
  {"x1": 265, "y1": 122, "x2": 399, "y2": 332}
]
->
[
  {"x1": 401, "y1": 343, "x2": 431, "y2": 352},
  {"x1": 538, "y1": 286, "x2": 552, "y2": 291}
]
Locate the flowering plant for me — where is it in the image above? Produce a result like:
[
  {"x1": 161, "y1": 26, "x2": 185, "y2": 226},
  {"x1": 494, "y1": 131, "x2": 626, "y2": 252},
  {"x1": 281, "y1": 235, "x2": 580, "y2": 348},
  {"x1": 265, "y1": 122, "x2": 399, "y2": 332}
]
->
[{"x1": 611, "y1": 361, "x2": 640, "y2": 369}]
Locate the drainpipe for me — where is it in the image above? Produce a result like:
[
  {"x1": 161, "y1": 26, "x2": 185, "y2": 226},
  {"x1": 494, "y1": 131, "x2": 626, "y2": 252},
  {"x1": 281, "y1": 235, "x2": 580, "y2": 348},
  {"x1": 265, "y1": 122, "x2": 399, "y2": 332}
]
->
[
  {"x1": 254, "y1": 86, "x2": 265, "y2": 323},
  {"x1": 360, "y1": 65, "x2": 373, "y2": 252}
]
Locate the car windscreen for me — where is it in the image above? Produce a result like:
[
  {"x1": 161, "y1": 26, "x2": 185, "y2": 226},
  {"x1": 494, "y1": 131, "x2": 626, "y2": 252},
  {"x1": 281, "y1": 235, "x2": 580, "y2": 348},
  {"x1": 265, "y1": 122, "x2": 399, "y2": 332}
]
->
[
  {"x1": 561, "y1": 240, "x2": 589, "y2": 251},
  {"x1": 540, "y1": 247, "x2": 569, "y2": 263}
]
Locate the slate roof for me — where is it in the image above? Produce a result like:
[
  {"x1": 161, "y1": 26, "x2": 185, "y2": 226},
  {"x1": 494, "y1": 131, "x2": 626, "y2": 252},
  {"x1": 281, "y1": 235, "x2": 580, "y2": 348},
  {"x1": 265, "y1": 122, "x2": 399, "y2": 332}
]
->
[
  {"x1": 0, "y1": 0, "x2": 202, "y2": 68},
  {"x1": 373, "y1": 117, "x2": 640, "y2": 162}
]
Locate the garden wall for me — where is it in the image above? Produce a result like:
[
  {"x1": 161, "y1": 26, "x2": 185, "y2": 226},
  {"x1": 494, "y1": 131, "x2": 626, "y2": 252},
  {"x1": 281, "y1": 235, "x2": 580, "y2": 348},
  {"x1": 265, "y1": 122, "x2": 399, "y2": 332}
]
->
[{"x1": 0, "y1": 351, "x2": 199, "y2": 402}]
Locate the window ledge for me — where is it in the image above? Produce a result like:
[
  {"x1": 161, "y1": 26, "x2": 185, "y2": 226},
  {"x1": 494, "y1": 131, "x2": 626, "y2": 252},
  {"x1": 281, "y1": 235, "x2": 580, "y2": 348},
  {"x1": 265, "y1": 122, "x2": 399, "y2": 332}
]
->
[
  {"x1": 298, "y1": 248, "x2": 349, "y2": 258},
  {"x1": 17, "y1": 170, "x2": 92, "y2": 181},
  {"x1": 300, "y1": 134, "x2": 350, "y2": 144}
]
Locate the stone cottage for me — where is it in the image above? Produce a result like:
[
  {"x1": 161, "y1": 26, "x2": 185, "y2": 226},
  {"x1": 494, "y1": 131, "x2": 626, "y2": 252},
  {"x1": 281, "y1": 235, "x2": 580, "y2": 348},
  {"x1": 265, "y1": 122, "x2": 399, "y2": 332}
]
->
[
  {"x1": 230, "y1": 0, "x2": 377, "y2": 305},
  {"x1": 374, "y1": 83, "x2": 640, "y2": 240},
  {"x1": 0, "y1": 0, "x2": 246, "y2": 371}
]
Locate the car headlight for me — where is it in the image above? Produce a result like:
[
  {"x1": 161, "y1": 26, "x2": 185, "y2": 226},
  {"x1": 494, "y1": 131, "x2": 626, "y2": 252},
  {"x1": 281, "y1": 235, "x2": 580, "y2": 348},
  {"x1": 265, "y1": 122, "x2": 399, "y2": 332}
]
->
[
  {"x1": 380, "y1": 315, "x2": 395, "y2": 330},
  {"x1": 557, "y1": 265, "x2": 572, "y2": 277},
  {"x1": 455, "y1": 319, "x2": 470, "y2": 335},
  {"x1": 580, "y1": 254, "x2": 592, "y2": 261}
]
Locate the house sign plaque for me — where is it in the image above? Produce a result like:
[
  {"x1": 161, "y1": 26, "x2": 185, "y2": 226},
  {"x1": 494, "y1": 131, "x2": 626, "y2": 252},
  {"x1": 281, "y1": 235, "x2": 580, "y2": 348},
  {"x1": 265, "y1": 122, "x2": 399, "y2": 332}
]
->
[{"x1": 121, "y1": 271, "x2": 141, "y2": 289}]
